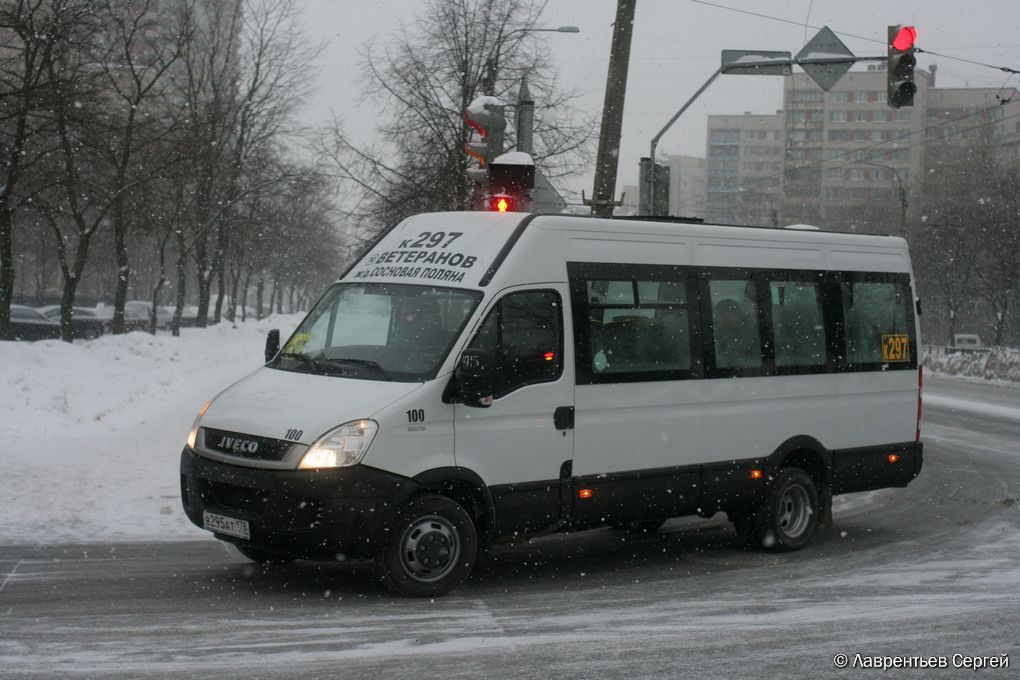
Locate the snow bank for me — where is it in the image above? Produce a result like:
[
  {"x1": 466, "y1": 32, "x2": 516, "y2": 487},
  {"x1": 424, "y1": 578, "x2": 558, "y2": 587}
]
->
[
  {"x1": 923, "y1": 346, "x2": 1020, "y2": 384},
  {"x1": 0, "y1": 316, "x2": 300, "y2": 545}
]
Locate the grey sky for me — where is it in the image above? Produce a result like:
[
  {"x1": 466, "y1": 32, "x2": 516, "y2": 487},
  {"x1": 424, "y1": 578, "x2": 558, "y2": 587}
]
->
[{"x1": 299, "y1": 0, "x2": 1020, "y2": 206}]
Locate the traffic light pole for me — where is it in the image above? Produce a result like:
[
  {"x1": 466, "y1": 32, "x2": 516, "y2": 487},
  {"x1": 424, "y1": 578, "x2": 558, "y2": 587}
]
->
[
  {"x1": 638, "y1": 52, "x2": 886, "y2": 216},
  {"x1": 642, "y1": 66, "x2": 722, "y2": 216}
]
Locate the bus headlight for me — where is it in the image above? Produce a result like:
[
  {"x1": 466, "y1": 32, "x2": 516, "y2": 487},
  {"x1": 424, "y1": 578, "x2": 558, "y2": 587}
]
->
[
  {"x1": 186, "y1": 401, "x2": 212, "y2": 450},
  {"x1": 298, "y1": 420, "x2": 378, "y2": 469}
]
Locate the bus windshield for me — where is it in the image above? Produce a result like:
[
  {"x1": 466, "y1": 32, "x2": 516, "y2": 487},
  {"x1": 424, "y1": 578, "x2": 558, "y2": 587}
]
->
[{"x1": 270, "y1": 282, "x2": 482, "y2": 382}]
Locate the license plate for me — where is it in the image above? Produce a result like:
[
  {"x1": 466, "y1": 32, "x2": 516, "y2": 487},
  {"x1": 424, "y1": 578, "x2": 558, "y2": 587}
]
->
[{"x1": 203, "y1": 511, "x2": 251, "y2": 540}]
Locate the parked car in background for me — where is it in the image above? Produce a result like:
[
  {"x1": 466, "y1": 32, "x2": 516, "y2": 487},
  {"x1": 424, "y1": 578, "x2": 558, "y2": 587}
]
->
[
  {"x1": 37, "y1": 305, "x2": 110, "y2": 340},
  {"x1": 161, "y1": 304, "x2": 200, "y2": 327},
  {"x1": 10, "y1": 305, "x2": 61, "y2": 341},
  {"x1": 122, "y1": 300, "x2": 172, "y2": 331}
]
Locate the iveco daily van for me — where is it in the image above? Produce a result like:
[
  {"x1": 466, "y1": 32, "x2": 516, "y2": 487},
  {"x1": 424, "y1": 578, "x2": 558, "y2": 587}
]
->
[{"x1": 181, "y1": 211, "x2": 923, "y2": 596}]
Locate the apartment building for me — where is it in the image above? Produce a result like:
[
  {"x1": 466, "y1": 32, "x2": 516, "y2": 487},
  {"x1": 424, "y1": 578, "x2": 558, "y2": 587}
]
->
[{"x1": 705, "y1": 113, "x2": 785, "y2": 224}]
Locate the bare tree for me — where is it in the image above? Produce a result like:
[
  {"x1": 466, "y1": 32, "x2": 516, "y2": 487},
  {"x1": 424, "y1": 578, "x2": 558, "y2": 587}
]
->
[
  {"x1": 28, "y1": 1, "x2": 115, "y2": 342},
  {"x1": 170, "y1": 0, "x2": 319, "y2": 329},
  {"x1": 94, "y1": 0, "x2": 188, "y2": 334},
  {"x1": 0, "y1": 0, "x2": 71, "y2": 339},
  {"x1": 322, "y1": 0, "x2": 594, "y2": 229},
  {"x1": 915, "y1": 136, "x2": 1020, "y2": 345}
]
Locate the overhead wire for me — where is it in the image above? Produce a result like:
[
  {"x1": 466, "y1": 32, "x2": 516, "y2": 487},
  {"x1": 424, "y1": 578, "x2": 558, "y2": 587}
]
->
[{"x1": 690, "y1": 0, "x2": 1020, "y2": 75}]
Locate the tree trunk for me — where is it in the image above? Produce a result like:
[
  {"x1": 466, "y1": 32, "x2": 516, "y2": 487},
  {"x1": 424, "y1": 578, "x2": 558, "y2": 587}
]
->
[
  {"x1": 0, "y1": 197, "x2": 14, "y2": 340},
  {"x1": 194, "y1": 238, "x2": 210, "y2": 328},
  {"x1": 213, "y1": 263, "x2": 225, "y2": 324},
  {"x1": 994, "y1": 296, "x2": 1009, "y2": 347},
  {"x1": 241, "y1": 268, "x2": 251, "y2": 322},
  {"x1": 256, "y1": 277, "x2": 264, "y2": 320},
  {"x1": 268, "y1": 278, "x2": 278, "y2": 317},
  {"x1": 59, "y1": 277, "x2": 80, "y2": 343},
  {"x1": 227, "y1": 265, "x2": 241, "y2": 322},
  {"x1": 172, "y1": 232, "x2": 188, "y2": 337}
]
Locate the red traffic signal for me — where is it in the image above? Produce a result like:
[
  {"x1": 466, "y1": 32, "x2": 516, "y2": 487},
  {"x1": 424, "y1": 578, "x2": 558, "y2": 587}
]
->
[
  {"x1": 887, "y1": 25, "x2": 917, "y2": 109},
  {"x1": 488, "y1": 193, "x2": 517, "y2": 212},
  {"x1": 892, "y1": 26, "x2": 916, "y2": 51}
]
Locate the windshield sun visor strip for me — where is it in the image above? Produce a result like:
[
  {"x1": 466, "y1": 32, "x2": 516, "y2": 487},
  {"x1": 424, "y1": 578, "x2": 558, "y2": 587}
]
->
[{"x1": 478, "y1": 213, "x2": 543, "y2": 287}]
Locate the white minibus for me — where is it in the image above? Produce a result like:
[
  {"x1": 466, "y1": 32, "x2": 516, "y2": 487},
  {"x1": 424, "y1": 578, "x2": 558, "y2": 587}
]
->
[{"x1": 181, "y1": 212, "x2": 923, "y2": 596}]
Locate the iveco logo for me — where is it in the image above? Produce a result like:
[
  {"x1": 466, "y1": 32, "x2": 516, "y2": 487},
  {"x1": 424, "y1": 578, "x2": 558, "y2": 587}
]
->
[{"x1": 218, "y1": 436, "x2": 259, "y2": 454}]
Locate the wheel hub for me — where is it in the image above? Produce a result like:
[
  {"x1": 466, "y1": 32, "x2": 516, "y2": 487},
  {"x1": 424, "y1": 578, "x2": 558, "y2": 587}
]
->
[
  {"x1": 777, "y1": 483, "x2": 812, "y2": 539},
  {"x1": 400, "y1": 515, "x2": 460, "y2": 582}
]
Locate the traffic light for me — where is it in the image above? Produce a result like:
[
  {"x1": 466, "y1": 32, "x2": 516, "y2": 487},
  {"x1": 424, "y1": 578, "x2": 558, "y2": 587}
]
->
[
  {"x1": 463, "y1": 98, "x2": 506, "y2": 187},
  {"x1": 486, "y1": 153, "x2": 535, "y2": 213},
  {"x1": 463, "y1": 110, "x2": 490, "y2": 186},
  {"x1": 887, "y1": 25, "x2": 917, "y2": 108},
  {"x1": 488, "y1": 193, "x2": 517, "y2": 212}
]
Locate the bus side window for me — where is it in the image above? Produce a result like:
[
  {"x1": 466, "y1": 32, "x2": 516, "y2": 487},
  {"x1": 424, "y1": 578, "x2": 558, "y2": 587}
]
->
[
  {"x1": 586, "y1": 278, "x2": 692, "y2": 375},
  {"x1": 841, "y1": 279, "x2": 913, "y2": 366},
  {"x1": 708, "y1": 278, "x2": 762, "y2": 370},
  {"x1": 769, "y1": 280, "x2": 827, "y2": 369}
]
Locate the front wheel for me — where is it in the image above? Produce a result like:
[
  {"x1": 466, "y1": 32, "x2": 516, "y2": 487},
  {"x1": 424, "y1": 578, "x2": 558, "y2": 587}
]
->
[
  {"x1": 378, "y1": 494, "x2": 478, "y2": 597},
  {"x1": 741, "y1": 468, "x2": 821, "y2": 551}
]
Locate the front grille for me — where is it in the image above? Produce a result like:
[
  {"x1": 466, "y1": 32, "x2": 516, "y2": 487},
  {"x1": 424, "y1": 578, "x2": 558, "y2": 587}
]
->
[
  {"x1": 203, "y1": 428, "x2": 292, "y2": 461},
  {"x1": 206, "y1": 480, "x2": 270, "y2": 514}
]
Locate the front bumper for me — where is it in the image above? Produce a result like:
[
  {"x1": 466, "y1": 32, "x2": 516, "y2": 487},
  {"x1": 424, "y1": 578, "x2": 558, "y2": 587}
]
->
[{"x1": 180, "y1": 447, "x2": 419, "y2": 560}]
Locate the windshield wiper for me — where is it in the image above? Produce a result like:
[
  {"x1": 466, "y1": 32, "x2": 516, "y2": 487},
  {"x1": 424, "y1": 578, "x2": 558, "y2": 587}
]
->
[
  {"x1": 327, "y1": 358, "x2": 394, "y2": 381},
  {"x1": 278, "y1": 352, "x2": 324, "y2": 373}
]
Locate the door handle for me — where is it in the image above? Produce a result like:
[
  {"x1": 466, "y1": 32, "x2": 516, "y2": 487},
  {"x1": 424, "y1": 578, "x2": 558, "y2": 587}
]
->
[{"x1": 554, "y1": 406, "x2": 574, "y2": 431}]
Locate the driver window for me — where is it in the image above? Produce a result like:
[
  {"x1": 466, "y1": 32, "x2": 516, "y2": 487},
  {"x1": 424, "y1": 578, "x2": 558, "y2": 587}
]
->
[{"x1": 469, "y1": 290, "x2": 563, "y2": 398}]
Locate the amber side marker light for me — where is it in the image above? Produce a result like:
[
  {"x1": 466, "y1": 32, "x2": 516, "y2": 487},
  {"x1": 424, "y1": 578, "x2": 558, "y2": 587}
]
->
[
  {"x1": 578, "y1": 488, "x2": 594, "y2": 499},
  {"x1": 750, "y1": 469, "x2": 764, "y2": 480},
  {"x1": 888, "y1": 454, "x2": 900, "y2": 463}
]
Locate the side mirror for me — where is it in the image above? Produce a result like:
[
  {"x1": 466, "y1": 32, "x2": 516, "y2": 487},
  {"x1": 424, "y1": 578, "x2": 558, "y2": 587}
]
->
[
  {"x1": 455, "y1": 348, "x2": 496, "y2": 408},
  {"x1": 265, "y1": 329, "x2": 280, "y2": 363}
]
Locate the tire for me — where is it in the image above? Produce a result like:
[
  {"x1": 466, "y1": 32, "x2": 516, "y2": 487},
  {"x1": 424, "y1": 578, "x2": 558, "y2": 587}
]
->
[
  {"x1": 378, "y1": 494, "x2": 478, "y2": 597},
  {"x1": 235, "y1": 543, "x2": 295, "y2": 565},
  {"x1": 742, "y1": 468, "x2": 821, "y2": 552}
]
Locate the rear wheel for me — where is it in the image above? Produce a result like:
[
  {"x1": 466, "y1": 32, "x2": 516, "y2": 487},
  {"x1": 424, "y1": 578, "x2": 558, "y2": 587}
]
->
[
  {"x1": 378, "y1": 494, "x2": 478, "y2": 597},
  {"x1": 737, "y1": 468, "x2": 821, "y2": 551}
]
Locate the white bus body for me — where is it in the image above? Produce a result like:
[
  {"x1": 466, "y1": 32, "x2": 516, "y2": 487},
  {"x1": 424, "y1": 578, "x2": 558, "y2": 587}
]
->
[{"x1": 181, "y1": 212, "x2": 923, "y2": 596}]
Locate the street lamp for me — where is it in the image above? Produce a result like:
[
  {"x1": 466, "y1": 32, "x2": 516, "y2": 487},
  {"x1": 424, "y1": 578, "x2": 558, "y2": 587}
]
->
[
  {"x1": 483, "y1": 26, "x2": 580, "y2": 95},
  {"x1": 853, "y1": 160, "x2": 907, "y2": 232}
]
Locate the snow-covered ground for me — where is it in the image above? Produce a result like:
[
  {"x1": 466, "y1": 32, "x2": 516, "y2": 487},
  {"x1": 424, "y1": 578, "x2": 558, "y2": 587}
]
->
[
  {"x1": 0, "y1": 317, "x2": 300, "y2": 545},
  {"x1": 924, "y1": 345, "x2": 1020, "y2": 384},
  {"x1": 2, "y1": 323, "x2": 1017, "y2": 547}
]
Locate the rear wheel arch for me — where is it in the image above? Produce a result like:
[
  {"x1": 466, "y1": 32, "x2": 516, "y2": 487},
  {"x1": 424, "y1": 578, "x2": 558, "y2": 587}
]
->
[{"x1": 767, "y1": 436, "x2": 831, "y2": 487}]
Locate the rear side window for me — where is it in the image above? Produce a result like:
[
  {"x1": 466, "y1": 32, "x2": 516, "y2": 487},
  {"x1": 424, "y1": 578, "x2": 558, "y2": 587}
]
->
[
  {"x1": 568, "y1": 262, "x2": 700, "y2": 384},
  {"x1": 841, "y1": 276, "x2": 915, "y2": 368},
  {"x1": 587, "y1": 279, "x2": 693, "y2": 376},
  {"x1": 708, "y1": 277, "x2": 763, "y2": 371},
  {"x1": 468, "y1": 290, "x2": 563, "y2": 397},
  {"x1": 768, "y1": 280, "x2": 827, "y2": 369}
]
